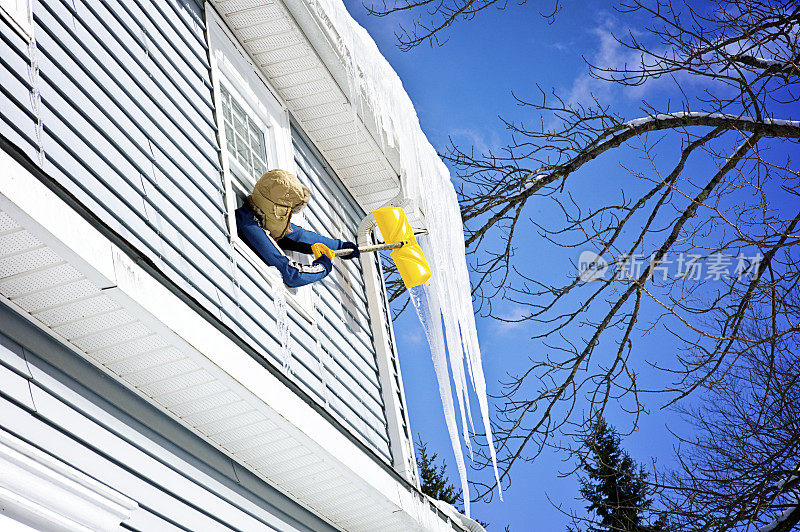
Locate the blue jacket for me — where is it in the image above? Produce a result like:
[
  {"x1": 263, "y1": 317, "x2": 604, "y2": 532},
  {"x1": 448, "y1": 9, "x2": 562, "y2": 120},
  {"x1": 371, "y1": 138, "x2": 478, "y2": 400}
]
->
[{"x1": 236, "y1": 205, "x2": 344, "y2": 288}]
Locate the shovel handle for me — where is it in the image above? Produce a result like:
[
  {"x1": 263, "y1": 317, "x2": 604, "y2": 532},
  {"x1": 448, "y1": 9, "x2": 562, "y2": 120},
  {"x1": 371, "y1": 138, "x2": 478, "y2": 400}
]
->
[{"x1": 336, "y1": 241, "x2": 405, "y2": 257}]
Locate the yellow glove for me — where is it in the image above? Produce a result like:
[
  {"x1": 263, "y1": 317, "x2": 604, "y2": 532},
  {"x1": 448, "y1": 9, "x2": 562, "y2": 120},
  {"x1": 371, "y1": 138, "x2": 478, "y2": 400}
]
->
[{"x1": 311, "y1": 242, "x2": 336, "y2": 260}]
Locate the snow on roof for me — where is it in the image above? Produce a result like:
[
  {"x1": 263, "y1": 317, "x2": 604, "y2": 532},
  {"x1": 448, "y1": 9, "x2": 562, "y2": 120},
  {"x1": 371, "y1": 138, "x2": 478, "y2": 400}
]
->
[{"x1": 301, "y1": 0, "x2": 502, "y2": 514}]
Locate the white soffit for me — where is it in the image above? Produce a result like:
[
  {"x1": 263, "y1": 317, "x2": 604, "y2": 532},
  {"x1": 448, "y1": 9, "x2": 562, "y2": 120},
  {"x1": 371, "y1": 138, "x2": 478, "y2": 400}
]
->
[
  {"x1": 0, "y1": 149, "x2": 463, "y2": 532},
  {"x1": 209, "y1": 0, "x2": 403, "y2": 213}
]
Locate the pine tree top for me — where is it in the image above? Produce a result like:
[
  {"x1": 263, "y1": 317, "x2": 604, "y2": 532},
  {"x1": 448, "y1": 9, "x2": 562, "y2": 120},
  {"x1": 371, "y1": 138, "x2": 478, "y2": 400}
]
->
[
  {"x1": 573, "y1": 419, "x2": 667, "y2": 532},
  {"x1": 416, "y1": 438, "x2": 461, "y2": 506}
]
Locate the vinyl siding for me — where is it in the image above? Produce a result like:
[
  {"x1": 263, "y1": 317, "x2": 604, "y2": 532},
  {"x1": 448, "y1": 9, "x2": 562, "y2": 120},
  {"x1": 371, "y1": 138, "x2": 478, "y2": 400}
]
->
[
  {"x1": 0, "y1": 0, "x2": 391, "y2": 461},
  {"x1": 0, "y1": 303, "x2": 339, "y2": 532},
  {"x1": 293, "y1": 125, "x2": 388, "y2": 448}
]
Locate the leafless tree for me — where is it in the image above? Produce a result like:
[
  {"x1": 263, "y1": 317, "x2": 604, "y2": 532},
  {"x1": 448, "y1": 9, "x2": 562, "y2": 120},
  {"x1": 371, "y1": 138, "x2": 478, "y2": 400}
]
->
[
  {"x1": 657, "y1": 292, "x2": 800, "y2": 532},
  {"x1": 372, "y1": 0, "x2": 800, "y2": 501},
  {"x1": 364, "y1": 0, "x2": 562, "y2": 51},
  {"x1": 452, "y1": 0, "x2": 800, "y2": 501}
]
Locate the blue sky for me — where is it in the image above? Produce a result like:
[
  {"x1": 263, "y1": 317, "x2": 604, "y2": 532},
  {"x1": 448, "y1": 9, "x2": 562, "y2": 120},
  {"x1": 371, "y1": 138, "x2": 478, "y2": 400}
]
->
[{"x1": 340, "y1": 1, "x2": 762, "y2": 529}]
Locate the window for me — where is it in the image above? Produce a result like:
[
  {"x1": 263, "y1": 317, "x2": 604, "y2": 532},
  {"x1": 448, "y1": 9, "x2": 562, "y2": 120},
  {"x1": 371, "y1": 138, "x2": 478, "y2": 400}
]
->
[
  {"x1": 218, "y1": 83, "x2": 268, "y2": 185},
  {"x1": 208, "y1": 12, "x2": 316, "y2": 323},
  {"x1": 0, "y1": 0, "x2": 32, "y2": 40}
]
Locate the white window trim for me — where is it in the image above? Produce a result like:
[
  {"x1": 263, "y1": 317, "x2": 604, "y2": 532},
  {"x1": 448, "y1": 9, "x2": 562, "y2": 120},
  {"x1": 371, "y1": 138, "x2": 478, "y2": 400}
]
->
[
  {"x1": 207, "y1": 11, "x2": 316, "y2": 325},
  {"x1": 0, "y1": 0, "x2": 32, "y2": 41}
]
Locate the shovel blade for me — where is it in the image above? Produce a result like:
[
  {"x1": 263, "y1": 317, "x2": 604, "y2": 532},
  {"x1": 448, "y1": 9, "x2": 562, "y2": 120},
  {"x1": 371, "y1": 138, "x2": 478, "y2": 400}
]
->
[
  {"x1": 391, "y1": 244, "x2": 432, "y2": 288},
  {"x1": 373, "y1": 206, "x2": 432, "y2": 289},
  {"x1": 373, "y1": 206, "x2": 414, "y2": 243}
]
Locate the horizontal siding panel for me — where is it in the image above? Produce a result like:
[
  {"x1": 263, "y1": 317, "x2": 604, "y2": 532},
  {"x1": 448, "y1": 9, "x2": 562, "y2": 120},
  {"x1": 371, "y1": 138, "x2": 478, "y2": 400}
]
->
[
  {"x1": 0, "y1": 395, "x2": 237, "y2": 532},
  {"x1": 228, "y1": 264, "x2": 284, "y2": 347},
  {"x1": 0, "y1": 29, "x2": 38, "y2": 161},
  {"x1": 37, "y1": 96, "x2": 226, "y2": 315},
  {"x1": 0, "y1": 322, "x2": 326, "y2": 532},
  {"x1": 228, "y1": 262, "x2": 330, "y2": 404},
  {"x1": 41, "y1": 0, "x2": 221, "y2": 188},
  {"x1": 117, "y1": 0, "x2": 212, "y2": 95},
  {"x1": 148, "y1": 0, "x2": 210, "y2": 66},
  {"x1": 124, "y1": 508, "x2": 188, "y2": 532},
  {"x1": 31, "y1": 35, "x2": 216, "y2": 208},
  {"x1": 0, "y1": 353, "x2": 277, "y2": 531},
  {"x1": 0, "y1": 94, "x2": 38, "y2": 165},
  {"x1": 88, "y1": 0, "x2": 213, "y2": 127},
  {"x1": 0, "y1": 363, "x2": 36, "y2": 411},
  {"x1": 0, "y1": 0, "x2": 394, "y2": 463}
]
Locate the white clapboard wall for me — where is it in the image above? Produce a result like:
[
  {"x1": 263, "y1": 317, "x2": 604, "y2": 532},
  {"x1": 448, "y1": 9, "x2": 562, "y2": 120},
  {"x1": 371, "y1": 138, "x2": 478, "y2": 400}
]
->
[{"x1": 0, "y1": 0, "x2": 391, "y2": 460}]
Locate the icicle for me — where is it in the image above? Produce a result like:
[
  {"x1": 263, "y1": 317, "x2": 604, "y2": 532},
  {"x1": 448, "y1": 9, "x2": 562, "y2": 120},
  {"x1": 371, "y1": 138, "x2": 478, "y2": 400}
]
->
[
  {"x1": 436, "y1": 248, "x2": 474, "y2": 459},
  {"x1": 305, "y1": 0, "x2": 504, "y2": 505},
  {"x1": 311, "y1": 299, "x2": 330, "y2": 406},
  {"x1": 410, "y1": 285, "x2": 471, "y2": 517},
  {"x1": 274, "y1": 287, "x2": 292, "y2": 373},
  {"x1": 26, "y1": 23, "x2": 45, "y2": 168}
]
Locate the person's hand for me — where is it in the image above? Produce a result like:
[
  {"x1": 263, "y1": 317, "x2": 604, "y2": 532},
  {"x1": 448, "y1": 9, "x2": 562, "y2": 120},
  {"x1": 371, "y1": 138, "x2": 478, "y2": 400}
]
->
[
  {"x1": 339, "y1": 241, "x2": 360, "y2": 260},
  {"x1": 312, "y1": 254, "x2": 333, "y2": 274},
  {"x1": 311, "y1": 242, "x2": 336, "y2": 260}
]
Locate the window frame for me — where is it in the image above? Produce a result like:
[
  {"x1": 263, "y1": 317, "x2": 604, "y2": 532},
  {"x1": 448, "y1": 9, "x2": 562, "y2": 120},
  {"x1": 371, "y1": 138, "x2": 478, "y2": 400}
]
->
[
  {"x1": 0, "y1": 0, "x2": 32, "y2": 41},
  {"x1": 208, "y1": 14, "x2": 316, "y2": 324},
  {"x1": 216, "y1": 76, "x2": 271, "y2": 194}
]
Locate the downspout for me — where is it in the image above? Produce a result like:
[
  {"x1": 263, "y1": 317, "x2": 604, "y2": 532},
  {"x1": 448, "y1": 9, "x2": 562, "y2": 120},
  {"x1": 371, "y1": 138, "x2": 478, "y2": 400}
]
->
[{"x1": 357, "y1": 195, "x2": 419, "y2": 485}]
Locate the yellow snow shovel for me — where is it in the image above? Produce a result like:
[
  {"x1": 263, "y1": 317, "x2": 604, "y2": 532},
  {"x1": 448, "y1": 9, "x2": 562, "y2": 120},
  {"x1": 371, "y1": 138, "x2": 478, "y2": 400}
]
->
[{"x1": 336, "y1": 207, "x2": 432, "y2": 288}]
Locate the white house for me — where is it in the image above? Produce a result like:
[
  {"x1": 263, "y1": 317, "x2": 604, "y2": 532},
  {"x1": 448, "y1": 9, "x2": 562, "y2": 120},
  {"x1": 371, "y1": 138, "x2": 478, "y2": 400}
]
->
[{"x1": 0, "y1": 0, "x2": 485, "y2": 530}]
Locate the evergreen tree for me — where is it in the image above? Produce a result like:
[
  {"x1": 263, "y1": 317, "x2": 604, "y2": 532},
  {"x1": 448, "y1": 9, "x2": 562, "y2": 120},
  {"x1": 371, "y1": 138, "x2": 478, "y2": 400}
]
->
[
  {"x1": 572, "y1": 419, "x2": 667, "y2": 532},
  {"x1": 416, "y1": 438, "x2": 461, "y2": 506},
  {"x1": 416, "y1": 437, "x2": 492, "y2": 528}
]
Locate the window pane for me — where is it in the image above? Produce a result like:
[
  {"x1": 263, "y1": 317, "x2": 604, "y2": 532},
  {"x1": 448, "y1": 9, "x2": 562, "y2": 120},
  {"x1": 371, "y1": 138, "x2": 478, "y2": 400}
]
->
[
  {"x1": 253, "y1": 157, "x2": 265, "y2": 178},
  {"x1": 224, "y1": 123, "x2": 235, "y2": 155},
  {"x1": 231, "y1": 100, "x2": 247, "y2": 138},
  {"x1": 218, "y1": 80, "x2": 270, "y2": 183},
  {"x1": 249, "y1": 121, "x2": 265, "y2": 157},
  {"x1": 220, "y1": 85, "x2": 232, "y2": 123},
  {"x1": 236, "y1": 135, "x2": 250, "y2": 171}
]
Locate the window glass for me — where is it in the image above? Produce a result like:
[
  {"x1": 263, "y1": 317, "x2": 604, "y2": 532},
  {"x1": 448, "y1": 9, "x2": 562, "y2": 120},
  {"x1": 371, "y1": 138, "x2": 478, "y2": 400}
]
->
[{"x1": 219, "y1": 83, "x2": 269, "y2": 185}]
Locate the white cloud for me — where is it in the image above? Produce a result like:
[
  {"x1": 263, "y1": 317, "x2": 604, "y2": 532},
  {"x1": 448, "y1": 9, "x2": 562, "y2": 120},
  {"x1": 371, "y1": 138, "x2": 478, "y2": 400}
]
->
[
  {"x1": 566, "y1": 15, "x2": 679, "y2": 107},
  {"x1": 448, "y1": 127, "x2": 503, "y2": 156},
  {"x1": 565, "y1": 13, "x2": 718, "y2": 112},
  {"x1": 403, "y1": 328, "x2": 425, "y2": 345},
  {"x1": 493, "y1": 305, "x2": 529, "y2": 334}
]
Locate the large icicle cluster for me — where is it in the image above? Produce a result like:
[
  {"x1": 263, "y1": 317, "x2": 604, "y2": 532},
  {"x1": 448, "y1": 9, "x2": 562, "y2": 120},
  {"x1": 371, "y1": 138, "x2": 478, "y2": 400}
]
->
[{"x1": 305, "y1": 0, "x2": 502, "y2": 515}]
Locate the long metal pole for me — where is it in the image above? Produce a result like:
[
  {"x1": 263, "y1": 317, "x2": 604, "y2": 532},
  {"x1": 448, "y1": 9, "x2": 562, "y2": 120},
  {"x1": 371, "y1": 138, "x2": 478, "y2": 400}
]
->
[{"x1": 336, "y1": 241, "x2": 404, "y2": 256}]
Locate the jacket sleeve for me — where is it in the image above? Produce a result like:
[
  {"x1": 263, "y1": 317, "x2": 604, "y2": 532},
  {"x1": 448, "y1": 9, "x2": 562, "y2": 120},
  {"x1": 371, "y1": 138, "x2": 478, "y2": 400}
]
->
[
  {"x1": 278, "y1": 224, "x2": 344, "y2": 255},
  {"x1": 236, "y1": 208, "x2": 332, "y2": 288}
]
